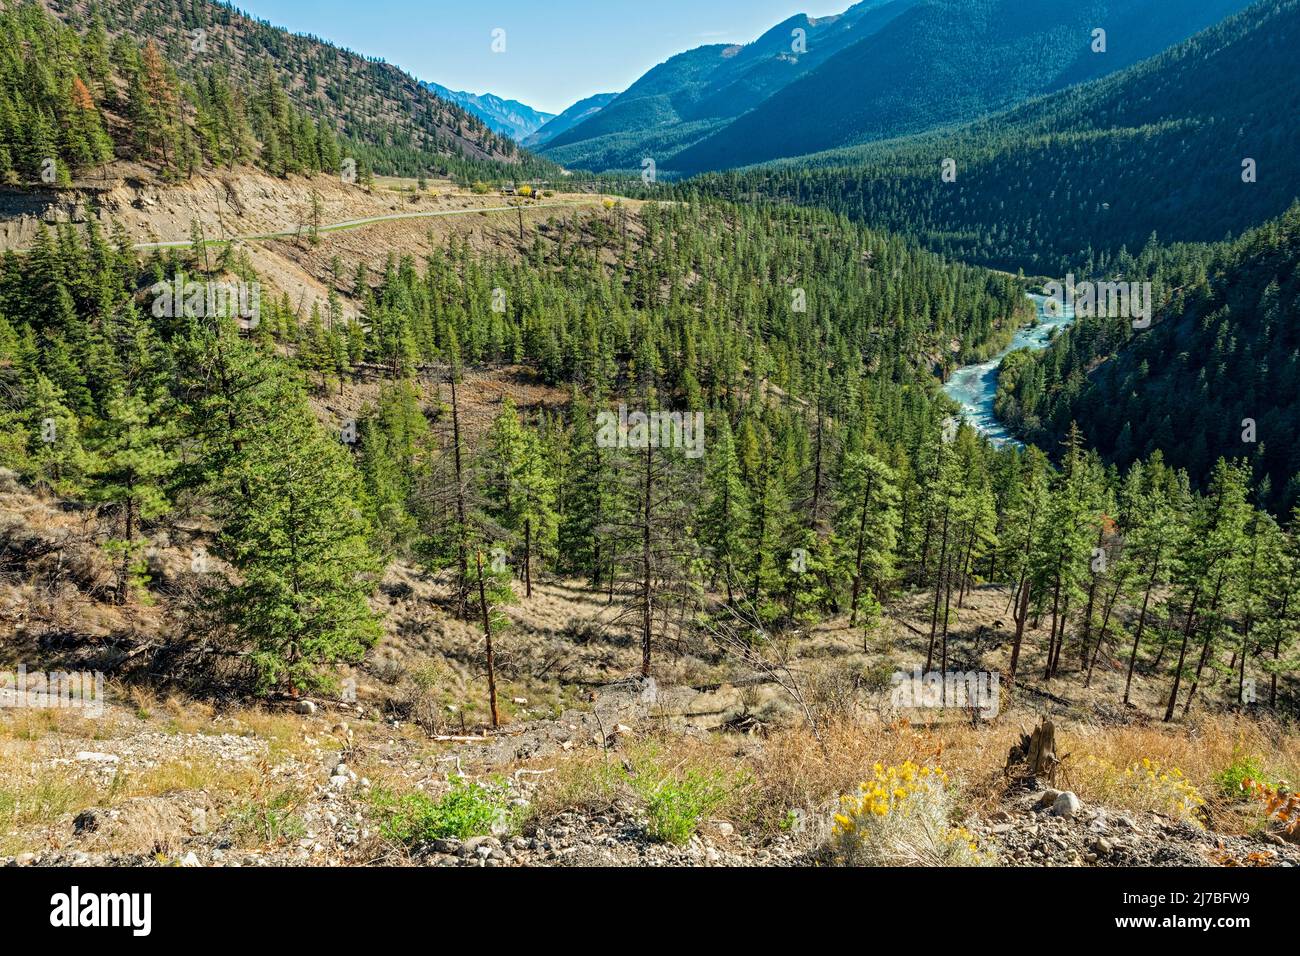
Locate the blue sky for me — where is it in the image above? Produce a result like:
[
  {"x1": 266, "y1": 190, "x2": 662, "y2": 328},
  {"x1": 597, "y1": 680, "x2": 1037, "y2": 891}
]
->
[{"x1": 234, "y1": 0, "x2": 851, "y2": 114}]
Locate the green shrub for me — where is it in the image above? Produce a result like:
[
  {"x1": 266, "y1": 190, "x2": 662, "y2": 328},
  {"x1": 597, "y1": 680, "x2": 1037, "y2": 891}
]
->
[
  {"x1": 231, "y1": 788, "x2": 307, "y2": 845},
  {"x1": 373, "y1": 779, "x2": 508, "y2": 845},
  {"x1": 1214, "y1": 754, "x2": 1268, "y2": 800},
  {"x1": 631, "y1": 765, "x2": 732, "y2": 845}
]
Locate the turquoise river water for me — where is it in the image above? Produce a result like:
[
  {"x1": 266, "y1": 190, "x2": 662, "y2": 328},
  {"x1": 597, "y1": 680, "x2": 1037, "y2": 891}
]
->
[{"x1": 941, "y1": 293, "x2": 1076, "y2": 448}]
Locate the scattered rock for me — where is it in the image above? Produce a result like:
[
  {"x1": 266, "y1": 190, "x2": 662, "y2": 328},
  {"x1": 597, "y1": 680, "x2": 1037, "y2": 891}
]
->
[
  {"x1": 75, "y1": 751, "x2": 120, "y2": 764},
  {"x1": 459, "y1": 836, "x2": 502, "y2": 859},
  {"x1": 1052, "y1": 792, "x2": 1082, "y2": 818},
  {"x1": 294, "y1": 700, "x2": 317, "y2": 716}
]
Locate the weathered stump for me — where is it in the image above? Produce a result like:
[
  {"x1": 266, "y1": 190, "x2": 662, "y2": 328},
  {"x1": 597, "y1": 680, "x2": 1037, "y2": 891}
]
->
[{"x1": 1006, "y1": 718, "x2": 1060, "y2": 785}]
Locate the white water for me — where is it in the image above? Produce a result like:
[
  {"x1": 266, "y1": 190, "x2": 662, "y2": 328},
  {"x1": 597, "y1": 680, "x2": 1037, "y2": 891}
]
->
[{"x1": 942, "y1": 293, "x2": 1075, "y2": 448}]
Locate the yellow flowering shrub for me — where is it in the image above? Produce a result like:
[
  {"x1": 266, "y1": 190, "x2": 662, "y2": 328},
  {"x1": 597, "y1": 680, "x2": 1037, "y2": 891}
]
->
[
  {"x1": 828, "y1": 761, "x2": 990, "y2": 866},
  {"x1": 1079, "y1": 755, "x2": 1206, "y2": 824}
]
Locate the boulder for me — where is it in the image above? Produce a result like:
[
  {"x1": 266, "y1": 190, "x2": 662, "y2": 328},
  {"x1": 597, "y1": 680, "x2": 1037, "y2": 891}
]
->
[
  {"x1": 1052, "y1": 791, "x2": 1082, "y2": 818},
  {"x1": 1036, "y1": 789, "x2": 1062, "y2": 809}
]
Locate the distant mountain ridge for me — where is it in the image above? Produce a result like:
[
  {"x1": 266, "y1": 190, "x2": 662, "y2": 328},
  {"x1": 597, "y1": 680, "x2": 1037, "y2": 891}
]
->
[
  {"x1": 537, "y1": 0, "x2": 917, "y2": 172},
  {"x1": 672, "y1": 0, "x2": 1256, "y2": 174},
  {"x1": 523, "y1": 93, "x2": 618, "y2": 148},
  {"x1": 537, "y1": 0, "x2": 1255, "y2": 175},
  {"x1": 692, "y1": 0, "x2": 1300, "y2": 274},
  {"x1": 420, "y1": 81, "x2": 556, "y2": 142}
]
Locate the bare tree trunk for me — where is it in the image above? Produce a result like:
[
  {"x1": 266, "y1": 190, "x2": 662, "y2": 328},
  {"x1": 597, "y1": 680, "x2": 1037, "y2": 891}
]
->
[
  {"x1": 1183, "y1": 570, "x2": 1227, "y2": 718},
  {"x1": 1049, "y1": 594, "x2": 1070, "y2": 678},
  {"x1": 524, "y1": 516, "x2": 532, "y2": 599},
  {"x1": 1080, "y1": 525, "x2": 1105, "y2": 666},
  {"x1": 1272, "y1": 589, "x2": 1290, "y2": 707},
  {"x1": 1164, "y1": 588, "x2": 1203, "y2": 722},
  {"x1": 1085, "y1": 576, "x2": 1123, "y2": 688},
  {"x1": 939, "y1": 550, "x2": 955, "y2": 703},
  {"x1": 810, "y1": 389, "x2": 825, "y2": 529},
  {"x1": 925, "y1": 507, "x2": 951, "y2": 672},
  {"x1": 475, "y1": 550, "x2": 499, "y2": 729},
  {"x1": 957, "y1": 525, "x2": 976, "y2": 609},
  {"x1": 449, "y1": 371, "x2": 469, "y2": 618},
  {"x1": 849, "y1": 472, "x2": 874, "y2": 627},
  {"x1": 1124, "y1": 557, "x2": 1159, "y2": 705},
  {"x1": 640, "y1": 442, "x2": 653, "y2": 678},
  {"x1": 1043, "y1": 572, "x2": 1062, "y2": 679},
  {"x1": 1009, "y1": 577, "x2": 1031, "y2": 688}
]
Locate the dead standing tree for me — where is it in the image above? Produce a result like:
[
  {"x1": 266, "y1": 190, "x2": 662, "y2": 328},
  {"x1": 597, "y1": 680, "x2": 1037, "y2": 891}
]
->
[
  {"x1": 474, "y1": 549, "x2": 501, "y2": 729},
  {"x1": 602, "y1": 419, "x2": 702, "y2": 679},
  {"x1": 420, "y1": 361, "x2": 481, "y2": 619}
]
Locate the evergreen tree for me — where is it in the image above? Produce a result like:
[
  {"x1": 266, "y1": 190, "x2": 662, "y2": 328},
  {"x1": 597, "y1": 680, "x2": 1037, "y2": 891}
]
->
[{"x1": 219, "y1": 398, "x2": 382, "y2": 694}]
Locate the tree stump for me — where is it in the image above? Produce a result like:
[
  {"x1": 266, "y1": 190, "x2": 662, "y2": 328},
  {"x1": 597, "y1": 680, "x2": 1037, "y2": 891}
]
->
[{"x1": 1006, "y1": 718, "x2": 1060, "y2": 785}]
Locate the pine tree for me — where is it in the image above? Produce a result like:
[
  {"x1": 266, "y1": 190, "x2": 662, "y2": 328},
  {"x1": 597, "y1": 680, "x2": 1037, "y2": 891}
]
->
[
  {"x1": 87, "y1": 389, "x2": 176, "y2": 604},
  {"x1": 26, "y1": 373, "x2": 87, "y2": 495},
  {"x1": 837, "y1": 450, "x2": 898, "y2": 628},
  {"x1": 1164, "y1": 458, "x2": 1252, "y2": 721},
  {"x1": 481, "y1": 398, "x2": 557, "y2": 598},
  {"x1": 1118, "y1": 471, "x2": 1183, "y2": 706},
  {"x1": 1003, "y1": 448, "x2": 1050, "y2": 688},
  {"x1": 558, "y1": 388, "x2": 615, "y2": 581},
  {"x1": 699, "y1": 416, "x2": 749, "y2": 604},
  {"x1": 219, "y1": 397, "x2": 382, "y2": 694}
]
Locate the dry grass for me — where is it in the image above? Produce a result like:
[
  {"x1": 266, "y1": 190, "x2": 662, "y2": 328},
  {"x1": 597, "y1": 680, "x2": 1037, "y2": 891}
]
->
[
  {"x1": 0, "y1": 735, "x2": 268, "y2": 855},
  {"x1": 518, "y1": 707, "x2": 1299, "y2": 841},
  {"x1": 0, "y1": 743, "x2": 96, "y2": 847},
  {"x1": 0, "y1": 690, "x2": 314, "y2": 855}
]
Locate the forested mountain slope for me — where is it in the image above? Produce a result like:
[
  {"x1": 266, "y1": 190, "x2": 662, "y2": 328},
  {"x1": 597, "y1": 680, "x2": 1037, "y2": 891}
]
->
[
  {"x1": 29, "y1": 0, "x2": 544, "y2": 180},
  {"x1": 671, "y1": 0, "x2": 1251, "y2": 175},
  {"x1": 996, "y1": 203, "x2": 1300, "y2": 515},
  {"x1": 537, "y1": 0, "x2": 915, "y2": 173},
  {"x1": 687, "y1": 0, "x2": 1300, "y2": 274},
  {"x1": 4, "y1": 184, "x2": 1296, "y2": 737},
  {"x1": 0, "y1": 184, "x2": 1029, "y2": 687}
]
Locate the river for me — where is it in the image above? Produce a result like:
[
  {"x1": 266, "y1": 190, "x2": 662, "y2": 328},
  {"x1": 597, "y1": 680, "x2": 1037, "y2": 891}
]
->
[{"x1": 942, "y1": 293, "x2": 1075, "y2": 448}]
